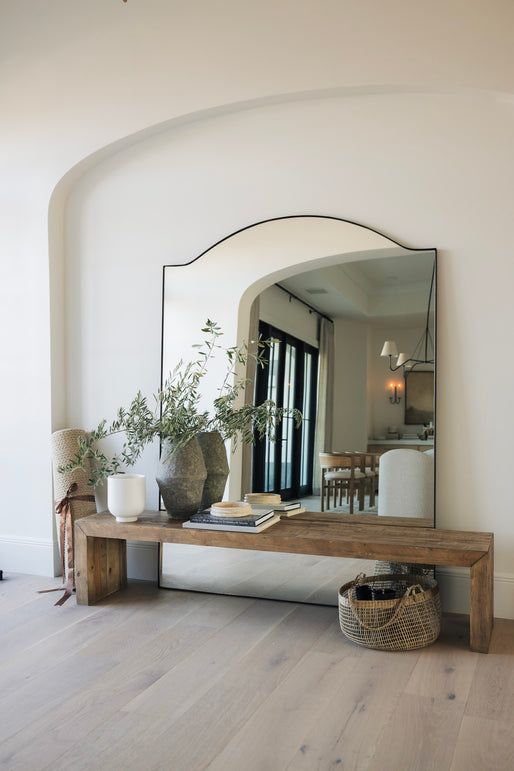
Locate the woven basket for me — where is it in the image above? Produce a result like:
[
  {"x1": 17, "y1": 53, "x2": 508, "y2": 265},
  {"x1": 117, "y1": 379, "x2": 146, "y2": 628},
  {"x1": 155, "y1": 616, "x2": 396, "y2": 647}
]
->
[
  {"x1": 51, "y1": 429, "x2": 96, "y2": 579},
  {"x1": 339, "y1": 573, "x2": 441, "y2": 651},
  {"x1": 374, "y1": 561, "x2": 434, "y2": 578},
  {"x1": 51, "y1": 429, "x2": 95, "y2": 516}
]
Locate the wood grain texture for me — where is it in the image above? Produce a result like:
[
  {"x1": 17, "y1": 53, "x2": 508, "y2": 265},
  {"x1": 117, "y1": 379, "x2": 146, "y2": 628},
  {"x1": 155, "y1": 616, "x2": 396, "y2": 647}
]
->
[
  {"x1": 0, "y1": 576, "x2": 512, "y2": 771},
  {"x1": 368, "y1": 692, "x2": 465, "y2": 771},
  {"x1": 470, "y1": 543, "x2": 494, "y2": 653},
  {"x1": 450, "y1": 715, "x2": 514, "y2": 771},
  {"x1": 0, "y1": 594, "x2": 255, "y2": 770},
  {"x1": 277, "y1": 649, "x2": 419, "y2": 771},
  {"x1": 58, "y1": 605, "x2": 336, "y2": 771},
  {"x1": 77, "y1": 511, "x2": 493, "y2": 566},
  {"x1": 465, "y1": 618, "x2": 514, "y2": 721},
  {"x1": 75, "y1": 526, "x2": 126, "y2": 605},
  {"x1": 208, "y1": 650, "x2": 361, "y2": 771},
  {"x1": 404, "y1": 640, "x2": 479, "y2": 704},
  {"x1": 292, "y1": 511, "x2": 434, "y2": 527}
]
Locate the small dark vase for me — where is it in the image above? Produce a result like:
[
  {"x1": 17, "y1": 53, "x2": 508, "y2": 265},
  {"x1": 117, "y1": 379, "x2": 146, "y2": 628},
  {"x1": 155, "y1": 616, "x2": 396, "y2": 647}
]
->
[
  {"x1": 156, "y1": 438, "x2": 207, "y2": 520},
  {"x1": 197, "y1": 431, "x2": 230, "y2": 510}
]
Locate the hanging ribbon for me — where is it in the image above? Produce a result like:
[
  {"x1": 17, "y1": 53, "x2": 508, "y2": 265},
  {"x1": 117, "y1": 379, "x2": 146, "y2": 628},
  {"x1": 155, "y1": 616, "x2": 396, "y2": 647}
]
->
[{"x1": 38, "y1": 482, "x2": 95, "y2": 606}]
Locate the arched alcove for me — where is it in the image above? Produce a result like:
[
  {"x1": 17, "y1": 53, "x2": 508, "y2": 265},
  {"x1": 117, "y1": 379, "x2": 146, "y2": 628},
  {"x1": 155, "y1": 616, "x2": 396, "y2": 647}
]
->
[{"x1": 47, "y1": 88, "x2": 514, "y2": 611}]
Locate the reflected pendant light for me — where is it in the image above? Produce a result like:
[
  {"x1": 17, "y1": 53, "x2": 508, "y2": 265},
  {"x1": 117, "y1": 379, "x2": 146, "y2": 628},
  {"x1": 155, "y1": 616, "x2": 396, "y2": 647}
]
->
[{"x1": 380, "y1": 264, "x2": 435, "y2": 376}]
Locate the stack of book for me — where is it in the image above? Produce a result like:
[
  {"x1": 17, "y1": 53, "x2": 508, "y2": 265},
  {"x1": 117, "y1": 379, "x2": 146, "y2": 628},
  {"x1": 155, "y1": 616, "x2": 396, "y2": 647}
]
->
[
  {"x1": 183, "y1": 507, "x2": 279, "y2": 533},
  {"x1": 273, "y1": 501, "x2": 305, "y2": 518},
  {"x1": 244, "y1": 493, "x2": 305, "y2": 518}
]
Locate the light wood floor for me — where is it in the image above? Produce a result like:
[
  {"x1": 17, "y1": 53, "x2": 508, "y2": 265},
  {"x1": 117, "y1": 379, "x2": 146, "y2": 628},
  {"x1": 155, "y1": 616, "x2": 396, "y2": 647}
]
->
[{"x1": 1, "y1": 574, "x2": 514, "y2": 771}]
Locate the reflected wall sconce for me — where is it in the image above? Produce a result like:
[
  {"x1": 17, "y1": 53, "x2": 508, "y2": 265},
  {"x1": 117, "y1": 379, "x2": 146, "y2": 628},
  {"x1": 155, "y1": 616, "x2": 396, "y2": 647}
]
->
[{"x1": 388, "y1": 382, "x2": 402, "y2": 404}]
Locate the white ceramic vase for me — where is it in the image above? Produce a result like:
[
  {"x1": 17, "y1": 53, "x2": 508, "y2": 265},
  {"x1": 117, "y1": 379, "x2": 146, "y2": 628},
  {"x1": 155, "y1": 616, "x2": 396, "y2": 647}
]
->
[{"x1": 107, "y1": 474, "x2": 146, "y2": 522}]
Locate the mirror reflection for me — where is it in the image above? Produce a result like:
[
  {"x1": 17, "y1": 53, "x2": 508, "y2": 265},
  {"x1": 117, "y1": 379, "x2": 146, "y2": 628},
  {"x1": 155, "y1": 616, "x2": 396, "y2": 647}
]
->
[
  {"x1": 160, "y1": 217, "x2": 436, "y2": 604},
  {"x1": 246, "y1": 251, "x2": 435, "y2": 522}
]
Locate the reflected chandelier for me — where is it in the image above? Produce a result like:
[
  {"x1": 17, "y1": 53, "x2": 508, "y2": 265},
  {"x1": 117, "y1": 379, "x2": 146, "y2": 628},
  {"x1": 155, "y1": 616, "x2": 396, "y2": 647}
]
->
[{"x1": 380, "y1": 264, "x2": 435, "y2": 376}]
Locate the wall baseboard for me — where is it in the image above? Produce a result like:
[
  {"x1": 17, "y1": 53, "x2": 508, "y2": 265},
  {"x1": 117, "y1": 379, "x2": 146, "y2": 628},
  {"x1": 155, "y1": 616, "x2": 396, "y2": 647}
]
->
[
  {"x1": 127, "y1": 541, "x2": 158, "y2": 582},
  {"x1": 0, "y1": 534, "x2": 55, "y2": 576},
  {"x1": 437, "y1": 567, "x2": 514, "y2": 620},
  {"x1": 0, "y1": 535, "x2": 158, "y2": 582}
]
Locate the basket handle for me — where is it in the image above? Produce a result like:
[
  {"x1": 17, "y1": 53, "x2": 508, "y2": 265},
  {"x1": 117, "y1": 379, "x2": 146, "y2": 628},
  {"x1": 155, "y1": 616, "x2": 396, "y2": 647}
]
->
[
  {"x1": 354, "y1": 572, "x2": 368, "y2": 583},
  {"x1": 348, "y1": 583, "x2": 423, "y2": 632}
]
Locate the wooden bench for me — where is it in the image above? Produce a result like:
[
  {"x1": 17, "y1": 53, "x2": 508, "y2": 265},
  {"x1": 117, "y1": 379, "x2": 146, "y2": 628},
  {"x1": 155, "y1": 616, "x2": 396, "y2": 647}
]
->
[{"x1": 75, "y1": 511, "x2": 494, "y2": 653}]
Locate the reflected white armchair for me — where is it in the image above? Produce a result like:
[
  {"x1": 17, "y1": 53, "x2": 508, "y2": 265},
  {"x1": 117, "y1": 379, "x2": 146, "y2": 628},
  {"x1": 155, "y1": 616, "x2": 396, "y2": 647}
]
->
[{"x1": 378, "y1": 449, "x2": 434, "y2": 520}]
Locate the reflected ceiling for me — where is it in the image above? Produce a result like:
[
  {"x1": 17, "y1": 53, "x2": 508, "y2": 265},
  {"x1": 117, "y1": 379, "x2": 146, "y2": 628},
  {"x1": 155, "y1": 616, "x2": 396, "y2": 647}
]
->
[{"x1": 280, "y1": 248, "x2": 435, "y2": 326}]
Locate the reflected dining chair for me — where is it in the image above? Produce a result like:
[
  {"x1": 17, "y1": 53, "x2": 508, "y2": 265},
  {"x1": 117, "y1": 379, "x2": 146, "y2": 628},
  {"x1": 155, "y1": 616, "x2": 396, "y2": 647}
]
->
[
  {"x1": 319, "y1": 452, "x2": 366, "y2": 513},
  {"x1": 353, "y1": 451, "x2": 381, "y2": 508}
]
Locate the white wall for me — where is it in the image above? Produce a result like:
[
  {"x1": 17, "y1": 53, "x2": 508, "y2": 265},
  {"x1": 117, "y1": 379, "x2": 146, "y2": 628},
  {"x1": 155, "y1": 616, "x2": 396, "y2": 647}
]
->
[
  {"x1": 332, "y1": 319, "x2": 368, "y2": 452},
  {"x1": 328, "y1": 318, "x2": 432, "y2": 452},
  {"x1": 1, "y1": 1, "x2": 514, "y2": 615},
  {"x1": 368, "y1": 324, "x2": 433, "y2": 438},
  {"x1": 259, "y1": 285, "x2": 319, "y2": 349}
]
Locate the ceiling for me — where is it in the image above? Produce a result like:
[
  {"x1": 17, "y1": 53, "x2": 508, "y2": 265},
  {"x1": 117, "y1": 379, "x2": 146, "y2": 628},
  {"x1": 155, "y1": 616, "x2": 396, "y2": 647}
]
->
[{"x1": 278, "y1": 248, "x2": 435, "y2": 324}]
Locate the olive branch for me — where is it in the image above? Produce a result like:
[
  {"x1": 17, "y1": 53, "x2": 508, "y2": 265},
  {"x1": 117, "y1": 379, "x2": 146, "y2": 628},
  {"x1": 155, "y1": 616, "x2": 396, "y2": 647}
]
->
[{"x1": 59, "y1": 320, "x2": 302, "y2": 486}]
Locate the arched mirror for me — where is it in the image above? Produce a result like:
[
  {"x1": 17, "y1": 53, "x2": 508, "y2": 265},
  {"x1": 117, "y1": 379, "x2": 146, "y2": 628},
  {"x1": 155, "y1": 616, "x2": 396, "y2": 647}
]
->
[{"x1": 160, "y1": 217, "x2": 436, "y2": 604}]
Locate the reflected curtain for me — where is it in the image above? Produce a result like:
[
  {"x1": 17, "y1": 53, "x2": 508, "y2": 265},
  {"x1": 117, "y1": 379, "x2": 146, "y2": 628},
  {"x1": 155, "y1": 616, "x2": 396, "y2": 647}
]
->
[
  {"x1": 312, "y1": 318, "x2": 334, "y2": 495},
  {"x1": 241, "y1": 297, "x2": 260, "y2": 496}
]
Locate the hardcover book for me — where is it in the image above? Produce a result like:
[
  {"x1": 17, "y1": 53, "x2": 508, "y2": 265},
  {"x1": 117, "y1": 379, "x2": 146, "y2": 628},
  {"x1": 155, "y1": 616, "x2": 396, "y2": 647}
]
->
[
  {"x1": 183, "y1": 515, "x2": 280, "y2": 534},
  {"x1": 251, "y1": 500, "x2": 302, "y2": 512},
  {"x1": 189, "y1": 508, "x2": 275, "y2": 527},
  {"x1": 280, "y1": 506, "x2": 306, "y2": 518}
]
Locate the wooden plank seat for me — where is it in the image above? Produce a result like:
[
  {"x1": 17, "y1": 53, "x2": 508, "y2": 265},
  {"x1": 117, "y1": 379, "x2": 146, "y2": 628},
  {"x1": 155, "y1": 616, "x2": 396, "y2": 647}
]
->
[{"x1": 75, "y1": 511, "x2": 494, "y2": 653}]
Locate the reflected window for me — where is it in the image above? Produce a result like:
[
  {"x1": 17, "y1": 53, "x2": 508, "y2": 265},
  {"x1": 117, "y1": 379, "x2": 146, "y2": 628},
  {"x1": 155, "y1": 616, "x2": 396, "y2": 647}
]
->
[{"x1": 253, "y1": 322, "x2": 318, "y2": 499}]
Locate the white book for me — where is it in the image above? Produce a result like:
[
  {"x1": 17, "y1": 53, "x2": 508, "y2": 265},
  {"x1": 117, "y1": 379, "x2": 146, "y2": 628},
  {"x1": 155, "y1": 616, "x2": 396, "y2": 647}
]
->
[
  {"x1": 251, "y1": 501, "x2": 302, "y2": 512},
  {"x1": 244, "y1": 495, "x2": 282, "y2": 506},
  {"x1": 280, "y1": 506, "x2": 306, "y2": 518},
  {"x1": 182, "y1": 515, "x2": 280, "y2": 534}
]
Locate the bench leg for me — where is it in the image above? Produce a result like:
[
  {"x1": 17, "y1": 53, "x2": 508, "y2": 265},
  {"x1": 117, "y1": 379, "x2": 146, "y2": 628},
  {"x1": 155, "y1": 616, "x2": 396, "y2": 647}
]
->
[
  {"x1": 75, "y1": 524, "x2": 127, "y2": 606},
  {"x1": 470, "y1": 547, "x2": 494, "y2": 653}
]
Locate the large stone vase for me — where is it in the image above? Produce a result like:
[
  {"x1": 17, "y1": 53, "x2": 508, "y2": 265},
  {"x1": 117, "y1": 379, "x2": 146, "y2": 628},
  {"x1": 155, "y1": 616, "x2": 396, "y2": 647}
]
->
[
  {"x1": 197, "y1": 431, "x2": 230, "y2": 510},
  {"x1": 156, "y1": 438, "x2": 207, "y2": 520}
]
